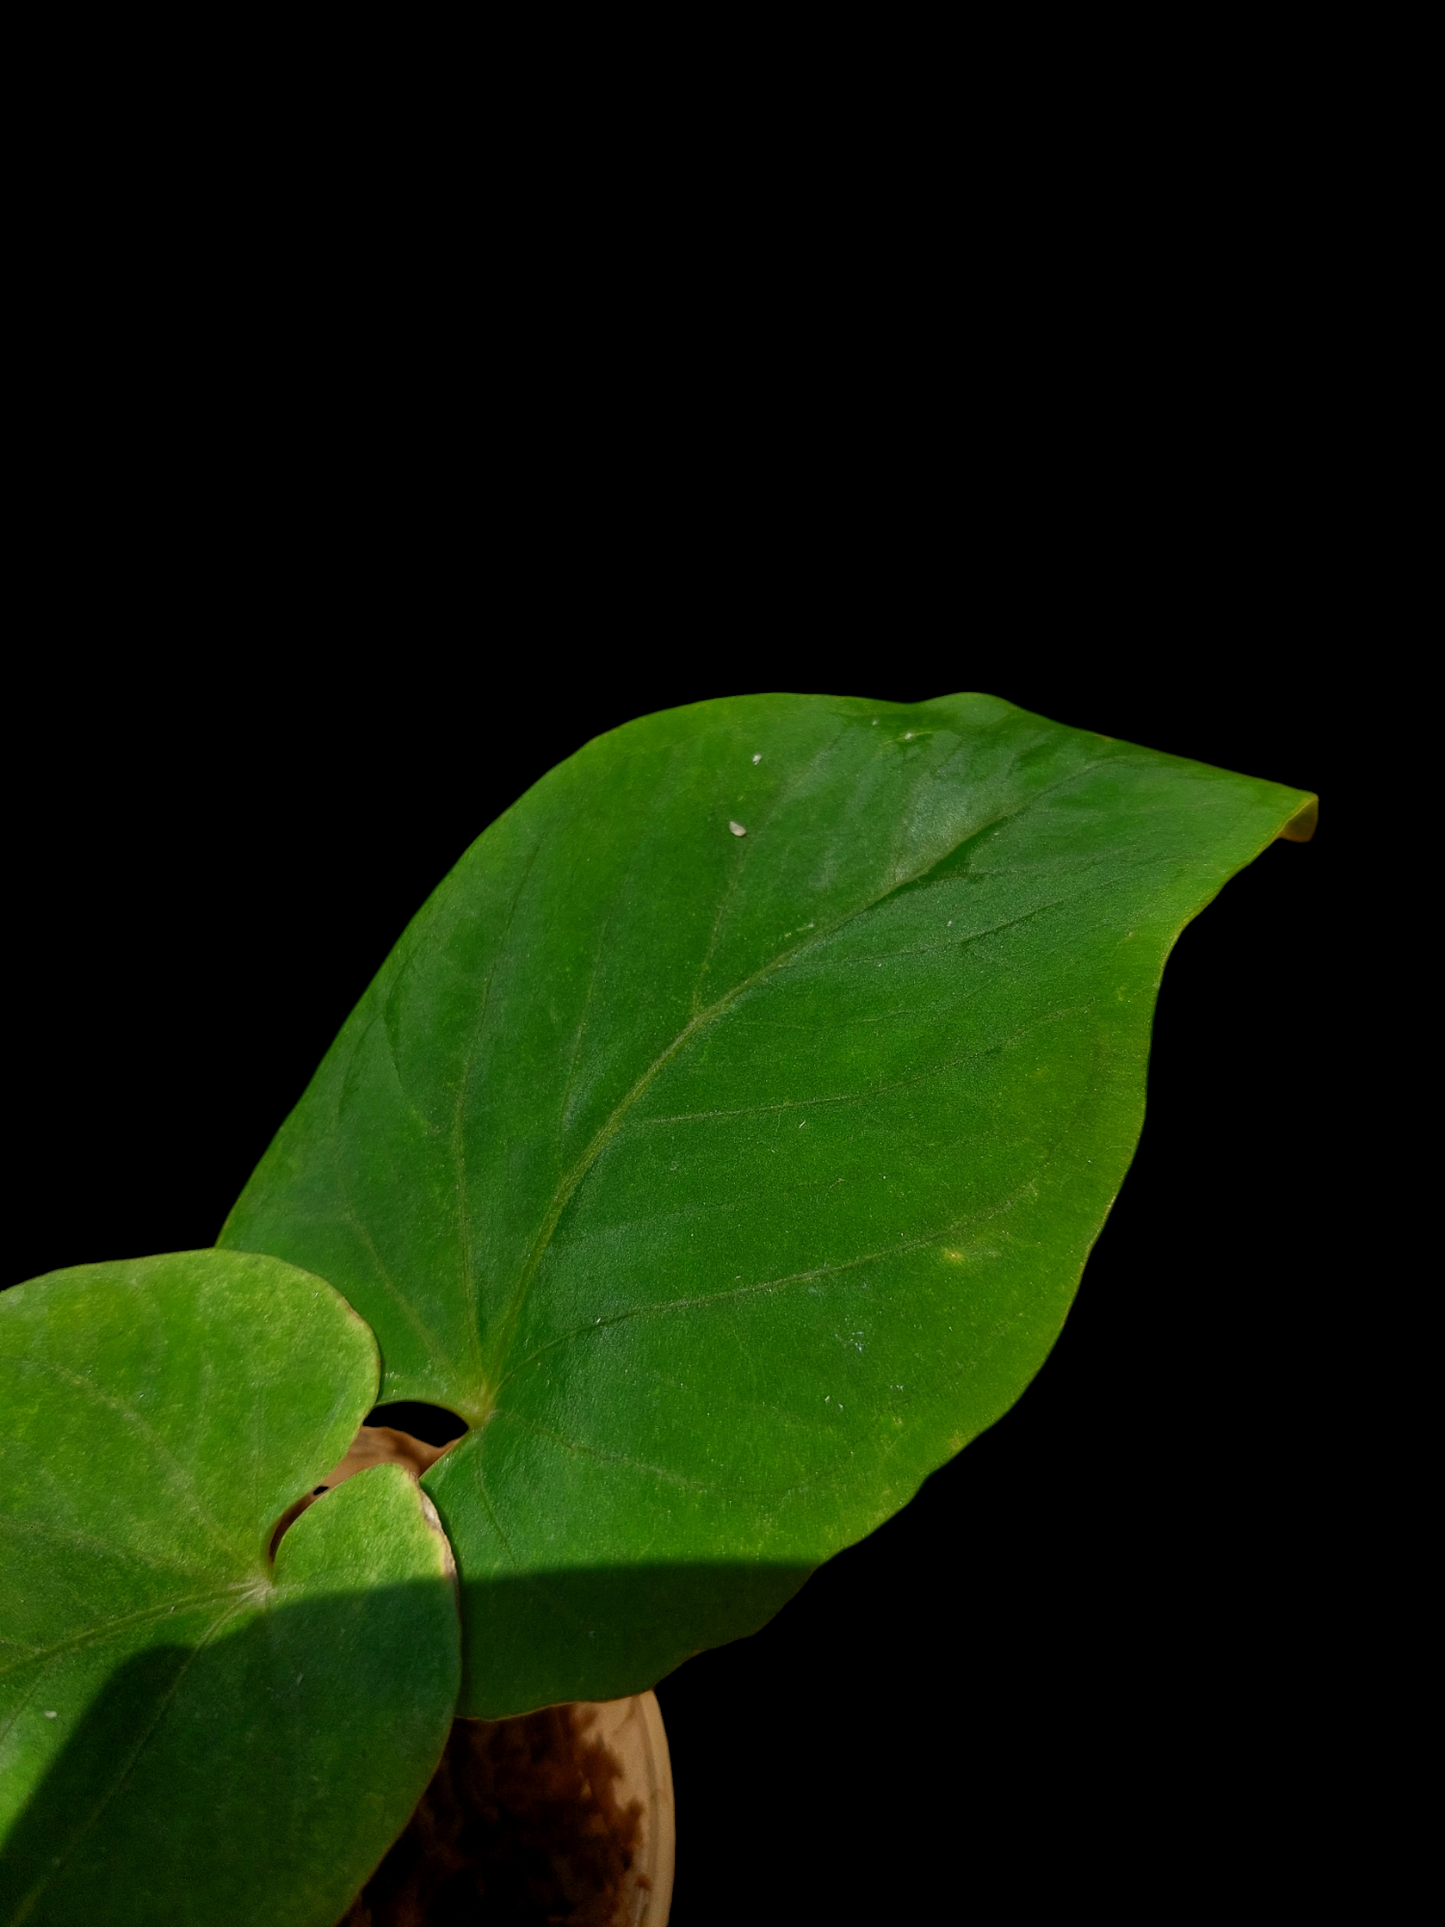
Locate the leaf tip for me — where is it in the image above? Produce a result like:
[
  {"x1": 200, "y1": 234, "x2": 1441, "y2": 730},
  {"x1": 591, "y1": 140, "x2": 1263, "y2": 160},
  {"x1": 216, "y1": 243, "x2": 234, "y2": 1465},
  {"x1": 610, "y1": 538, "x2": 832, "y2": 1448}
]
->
[{"x1": 1279, "y1": 796, "x2": 1318, "y2": 843}]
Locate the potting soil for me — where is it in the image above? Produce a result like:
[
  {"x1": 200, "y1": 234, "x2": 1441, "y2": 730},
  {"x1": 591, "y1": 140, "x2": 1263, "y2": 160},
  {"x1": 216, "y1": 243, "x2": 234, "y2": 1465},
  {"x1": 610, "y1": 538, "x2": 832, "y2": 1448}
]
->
[{"x1": 337, "y1": 1703, "x2": 645, "y2": 1926}]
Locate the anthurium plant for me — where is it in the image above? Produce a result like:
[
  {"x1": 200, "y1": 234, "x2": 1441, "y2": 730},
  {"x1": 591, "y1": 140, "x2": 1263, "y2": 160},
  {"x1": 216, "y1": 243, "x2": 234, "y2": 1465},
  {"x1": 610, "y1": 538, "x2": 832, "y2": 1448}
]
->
[{"x1": 0, "y1": 693, "x2": 1315, "y2": 1926}]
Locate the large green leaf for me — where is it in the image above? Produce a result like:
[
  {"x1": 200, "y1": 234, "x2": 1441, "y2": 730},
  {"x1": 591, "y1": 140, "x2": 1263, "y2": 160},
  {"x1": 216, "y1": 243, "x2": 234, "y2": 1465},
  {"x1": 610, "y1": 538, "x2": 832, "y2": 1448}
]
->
[
  {"x1": 220, "y1": 693, "x2": 1313, "y2": 1715},
  {"x1": 0, "y1": 1250, "x2": 460, "y2": 1927}
]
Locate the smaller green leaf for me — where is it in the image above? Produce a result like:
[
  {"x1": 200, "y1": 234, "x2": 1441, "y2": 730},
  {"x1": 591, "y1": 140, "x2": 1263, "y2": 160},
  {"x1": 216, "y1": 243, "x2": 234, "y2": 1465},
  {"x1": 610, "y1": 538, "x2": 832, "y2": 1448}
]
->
[{"x1": 0, "y1": 1251, "x2": 460, "y2": 1927}]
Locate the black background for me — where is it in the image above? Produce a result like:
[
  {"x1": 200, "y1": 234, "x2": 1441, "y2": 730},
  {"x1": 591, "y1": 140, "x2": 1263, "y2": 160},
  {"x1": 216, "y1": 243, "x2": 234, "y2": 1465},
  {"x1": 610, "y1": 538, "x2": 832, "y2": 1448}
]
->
[{"x1": 6, "y1": 658, "x2": 1333, "y2": 1920}]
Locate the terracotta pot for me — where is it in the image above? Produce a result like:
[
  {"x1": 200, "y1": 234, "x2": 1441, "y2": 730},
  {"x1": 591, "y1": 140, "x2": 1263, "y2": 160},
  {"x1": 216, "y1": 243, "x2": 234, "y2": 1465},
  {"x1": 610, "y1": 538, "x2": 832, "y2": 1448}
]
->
[
  {"x1": 339, "y1": 1688, "x2": 675, "y2": 1926},
  {"x1": 583, "y1": 1691, "x2": 675, "y2": 1926}
]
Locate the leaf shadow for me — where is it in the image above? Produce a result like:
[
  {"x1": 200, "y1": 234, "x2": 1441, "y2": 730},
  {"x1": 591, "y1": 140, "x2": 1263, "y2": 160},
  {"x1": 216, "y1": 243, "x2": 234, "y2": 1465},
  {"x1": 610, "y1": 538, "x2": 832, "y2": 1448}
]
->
[
  {"x1": 1, "y1": 1582, "x2": 457, "y2": 1927},
  {"x1": 456, "y1": 1562, "x2": 816, "y2": 1718}
]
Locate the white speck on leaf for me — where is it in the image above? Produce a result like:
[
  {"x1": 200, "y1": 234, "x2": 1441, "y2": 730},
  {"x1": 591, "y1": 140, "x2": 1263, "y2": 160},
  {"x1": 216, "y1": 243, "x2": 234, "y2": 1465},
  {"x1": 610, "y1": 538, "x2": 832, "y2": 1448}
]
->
[
  {"x1": 44, "y1": 1710, "x2": 57, "y2": 1719},
  {"x1": 904, "y1": 731, "x2": 915, "y2": 740},
  {"x1": 752, "y1": 753, "x2": 762, "y2": 763},
  {"x1": 729, "y1": 821, "x2": 747, "y2": 836}
]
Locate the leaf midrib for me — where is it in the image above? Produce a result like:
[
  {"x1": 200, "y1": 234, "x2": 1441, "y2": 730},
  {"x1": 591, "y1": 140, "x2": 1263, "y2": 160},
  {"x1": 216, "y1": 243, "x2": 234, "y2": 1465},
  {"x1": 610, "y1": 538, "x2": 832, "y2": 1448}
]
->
[
  {"x1": 471, "y1": 758, "x2": 1111, "y2": 1397},
  {"x1": 10, "y1": 1594, "x2": 253, "y2": 1924},
  {"x1": 0, "y1": 1584, "x2": 254, "y2": 1678},
  {"x1": 4, "y1": 1358, "x2": 240, "y2": 1562}
]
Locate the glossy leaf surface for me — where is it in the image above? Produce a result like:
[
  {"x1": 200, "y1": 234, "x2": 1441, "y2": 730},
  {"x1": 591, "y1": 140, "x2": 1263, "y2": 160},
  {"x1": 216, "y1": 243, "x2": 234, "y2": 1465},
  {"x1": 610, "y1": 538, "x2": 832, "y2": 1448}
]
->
[
  {"x1": 221, "y1": 694, "x2": 1313, "y2": 1714},
  {"x1": 0, "y1": 1251, "x2": 459, "y2": 1927}
]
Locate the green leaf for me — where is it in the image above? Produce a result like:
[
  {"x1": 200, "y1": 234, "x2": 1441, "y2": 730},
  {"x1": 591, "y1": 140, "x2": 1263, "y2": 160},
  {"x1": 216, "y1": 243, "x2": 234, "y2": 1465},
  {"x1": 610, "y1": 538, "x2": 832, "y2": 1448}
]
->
[
  {"x1": 219, "y1": 693, "x2": 1313, "y2": 1715},
  {"x1": 0, "y1": 1250, "x2": 460, "y2": 1927}
]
